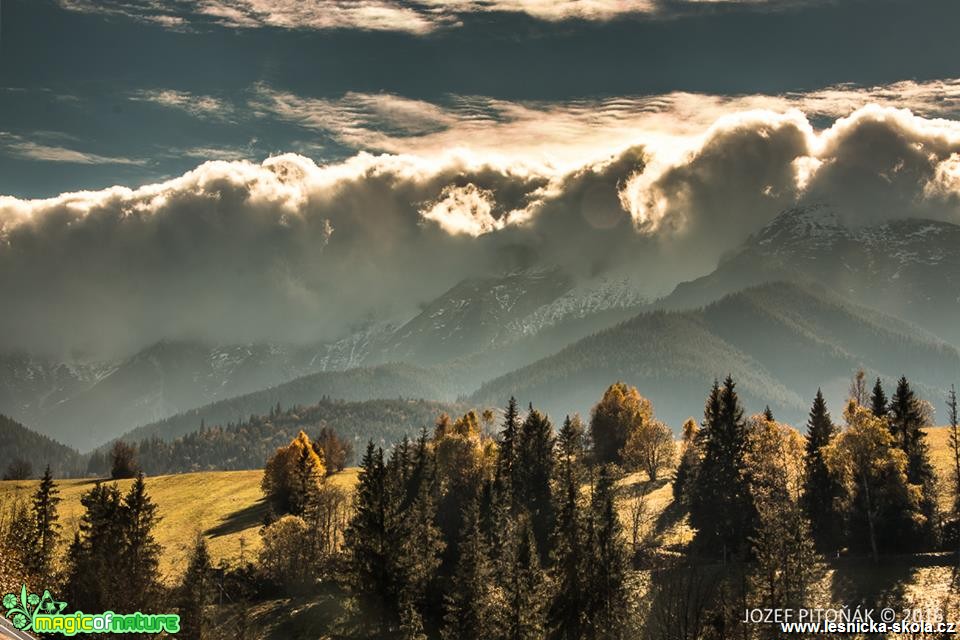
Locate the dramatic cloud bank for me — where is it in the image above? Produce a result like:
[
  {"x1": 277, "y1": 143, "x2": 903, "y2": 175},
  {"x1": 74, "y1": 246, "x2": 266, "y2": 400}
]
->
[
  {"x1": 3, "y1": 103, "x2": 960, "y2": 358},
  {"x1": 58, "y1": 0, "x2": 832, "y2": 34}
]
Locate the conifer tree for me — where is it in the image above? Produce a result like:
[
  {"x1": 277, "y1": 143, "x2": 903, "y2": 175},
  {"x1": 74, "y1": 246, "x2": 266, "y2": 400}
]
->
[
  {"x1": 515, "y1": 408, "x2": 555, "y2": 559},
  {"x1": 548, "y1": 457, "x2": 585, "y2": 640},
  {"x1": 344, "y1": 442, "x2": 390, "y2": 625},
  {"x1": 673, "y1": 418, "x2": 699, "y2": 503},
  {"x1": 763, "y1": 406, "x2": 775, "y2": 422},
  {"x1": 502, "y1": 517, "x2": 546, "y2": 640},
  {"x1": 120, "y1": 472, "x2": 163, "y2": 611},
  {"x1": 26, "y1": 465, "x2": 61, "y2": 582},
  {"x1": 802, "y1": 390, "x2": 842, "y2": 552},
  {"x1": 583, "y1": 465, "x2": 629, "y2": 639},
  {"x1": 888, "y1": 376, "x2": 938, "y2": 545},
  {"x1": 870, "y1": 377, "x2": 888, "y2": 418},
  {"x1": 442, "y1": 496, "x2": 501, "y2": 640},
  {"x1": 66, "y1": 482, "x2": 125, "y2": 612},
  {"x1": 688, "y1": 377, "x2": 754, "y2": 561},
  {"x1": 947, "y1": 385, "x2": 960, "y2": 521},
  {"x1": 179, "y1": 536, "x2": 212, "y2": 640}
]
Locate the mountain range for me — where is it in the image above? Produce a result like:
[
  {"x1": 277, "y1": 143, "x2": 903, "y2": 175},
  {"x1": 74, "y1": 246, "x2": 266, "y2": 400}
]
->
[{"x1": 3, "y1": 203, "x2": 959, "y2": 450}]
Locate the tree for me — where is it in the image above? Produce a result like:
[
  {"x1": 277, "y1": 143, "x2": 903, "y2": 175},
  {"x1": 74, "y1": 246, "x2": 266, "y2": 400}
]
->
[
  {"x1": 870, "y1": 377, "x2": 888, "y2": 418},
  {"x1": 442, "y1": 496, "x2": 501, "y2": 640},
  {"x1": 110, "y1": 441, "x2": 139, "y2": 479},
  {"x1": 888, "y1": 376, "x2": 937, "y2": 544},
  {"x1": 673, "y1": 418, "x2": 699, "y2": 503},
  {"x1": 2, "y1": 458, "x2": 33, "y2": 481},
  {"x1": 119, "y1": 472, "x2": 163, "y2": 612},
  {"x1": 66, "y1": 482, "x2": 125, "y2": 612},
  {"x1": 179, "y1": 536, "x2": 212, "y2": 640},
  {"x1": 25, "y1": 466, "x2": 61, "y2": 581},
  {"x1": 590, "y1": 382, "x2": 653, "y2": 465},
  {"x1": 948, "y1": 385, "x2": 960, "y2": 520},
  {"x1": 314, "y1": 426, "x2": 354, "y2": 473},
  {"x1": 549, "y1": 444, "x2": 586, "y2": 640},
  {"x1": 583, "y1": 465, "x2": 630, "y2": 638},
  {"x1": 345, "y1": 442, "x2": 390, "y2": 626},
  {"x1": 622, "y1": 419, "x2": 676, "y2": 481},
  {"x1": 262, "y1": 431, "x2": 326, "y2": 515},
  {"x1": 501, "y1": 516, "x2": 546, "y2": 640},
  {"x1": 850, "y1": 368, "x2": 867, "y2": 406},
  {"x1": 762, "y1": 406, "x2": 775, "y2": 422},
  {"x1": 515, "y1": 408, "x2": 555, "y2": 559},
  {"x1": 687, "y1": 377, "x2": 754, "y2": 561},
  {"x1": 802, "y1": 390, "x2": 843, "y2": 553},
  {"x1": 745, "y1": 416, "x2": 823, "y2": 613},
  {"x1": 823, "y1": 401, "x2": 919, "y2": 562},
  {"x1": 258, "y1": 515, "x2": 315, "y2": 591}
]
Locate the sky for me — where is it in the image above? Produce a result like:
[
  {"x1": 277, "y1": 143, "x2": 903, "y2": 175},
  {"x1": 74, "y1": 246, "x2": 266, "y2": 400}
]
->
[{"x1": 2, "y1": 0, "x2": 960, "y2": 358}]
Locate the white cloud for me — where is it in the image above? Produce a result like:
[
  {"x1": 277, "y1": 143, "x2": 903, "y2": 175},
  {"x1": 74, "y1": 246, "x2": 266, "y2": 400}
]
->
[
  {"x1": 3, "y1": 102, "x2": 960, "y2": 358},
  {"x1": 129, "y1": 89, "x2": 232, "y2": 120},
  {"x1": 0, "y1": 132, "x2": 145, "y2": 166}
]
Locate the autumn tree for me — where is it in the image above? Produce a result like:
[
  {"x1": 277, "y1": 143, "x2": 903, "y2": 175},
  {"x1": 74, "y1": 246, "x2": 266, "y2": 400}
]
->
[
  {"x1": 261, "y1": 431, "x2": 326, "y2": 516},
  {"x1": 745, "y1": 415, "x2": 822, "y2": 614},
  {"x1": 823, "y1": 401, "x2": 919, "y2": 562},
  {"x1": 623, "y1": 418, "x2": 676, "y2": 481},
  {"x1": 314, "y1": 426, "x2": 354, "y2": 474},
  {"x1": 850, "y1": 368, "x2": 867, "y2": 406},
  {"x1": 590, "y1": 382, "x2": 653, "y2": 465}
]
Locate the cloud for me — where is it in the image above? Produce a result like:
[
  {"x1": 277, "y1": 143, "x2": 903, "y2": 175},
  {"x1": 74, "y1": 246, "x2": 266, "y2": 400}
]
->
[
  {"x1": 0, "y1": 132, "x2": 145, "y2": 166},
  {"x1": 128, "y1": 89, "x2": 232, "y2": 120},
  {"x1": 56, "y1": 0, "x2": 834, "y2": 34},
  {"x1": 2, "y1": 103, "x2": 960, "y2": 359}
]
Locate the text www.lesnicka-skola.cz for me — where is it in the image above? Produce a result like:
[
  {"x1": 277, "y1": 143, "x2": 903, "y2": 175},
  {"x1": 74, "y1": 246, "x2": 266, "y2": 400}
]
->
[{"x1": 745, "y1": 607, "x2": 957, "y2": 635}]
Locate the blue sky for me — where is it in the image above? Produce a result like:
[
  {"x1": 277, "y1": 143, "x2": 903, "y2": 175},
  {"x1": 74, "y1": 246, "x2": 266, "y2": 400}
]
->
[{"x1": 3, "y1": 0, "x2": 960, "y2": 197}]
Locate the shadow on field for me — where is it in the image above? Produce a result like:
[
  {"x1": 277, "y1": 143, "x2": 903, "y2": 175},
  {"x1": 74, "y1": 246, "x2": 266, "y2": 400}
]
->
[
  {"x1": 207, "y1": 498, "x2": 269, "y2": 537},
  {"x1": 828, "y1": 553, "x2": 940, "y2": 610}
]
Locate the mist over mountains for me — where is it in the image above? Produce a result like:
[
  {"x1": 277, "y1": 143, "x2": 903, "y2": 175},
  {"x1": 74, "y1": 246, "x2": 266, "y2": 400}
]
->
[{"x1": 2, "y1": 203, "x2": 957, "y2": 451}]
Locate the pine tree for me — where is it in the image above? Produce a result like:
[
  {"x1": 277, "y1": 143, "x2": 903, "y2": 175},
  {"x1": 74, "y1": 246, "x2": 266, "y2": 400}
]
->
[
  {"x1": 548, "y1": 457, "x2": 585, "y2": 640},
  {"x1": 688, "y1": 377, "x2": 754, "y2": 561},
  {"x1": 870, "y1": 377, "x2": 888, "y2": 418},
  {"x1": 344, "y1": 442, "x2": 390, "y2": 626},
  {"x1": 673, "y1": 418, "x2": 699, "y2": 503},
  {"x1": 120, "y1": 472, "x2": 163, "y2": 611},
  {"x1": 67, "y1": 482, "x2": 125, "y2": 612},
  {"x1": 515, "y1": 408, "x2": 555, "y2": 560},
  {"x1": 889, "y1": 376, "x2": 937, "y2": 545},
  {"x1": 497, "y1": 397, "x2": 522, "y2": 507},
  {"x1": 763, "y1": 406, "x2": 775, "y2": 422},
  {"x1": 802, "y1": 390, "x2": 842, "y2": 552},
  {"x1": 179, "y1": 536, "x2": 212, "y2": 640},
  {"x1": 442, "y1": 496, "x2": 501, "y2": 640},
  {"x1": 502, "y1": 517, "x2": 546, "y2": 640},
  {"x1": 583, "y1": 465, "x2": 629, "y2": 639},
  {"x1": 25, "y1": 465, "x2": 61, "y2": 582}
]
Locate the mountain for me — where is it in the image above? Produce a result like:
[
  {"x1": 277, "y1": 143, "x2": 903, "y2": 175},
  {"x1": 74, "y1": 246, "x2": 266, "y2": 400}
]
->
[
  {"x1": 471, "y1": 282, "x2": 960, "y2": 428},
  {"x1": 0, "y1": 414, "x2": 81, "y2": 478},
  {"x1": 114, "y1": 362, "x2": 455, "y2": 446},
  {"x1": 661, "y1": 204, "x2": 960, "y2": 346}
]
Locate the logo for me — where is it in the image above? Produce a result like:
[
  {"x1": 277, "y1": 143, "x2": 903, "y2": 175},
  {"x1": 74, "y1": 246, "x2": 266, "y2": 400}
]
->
[{"x1": 2, "y1": 585, "x2": 180, "y2": 636}]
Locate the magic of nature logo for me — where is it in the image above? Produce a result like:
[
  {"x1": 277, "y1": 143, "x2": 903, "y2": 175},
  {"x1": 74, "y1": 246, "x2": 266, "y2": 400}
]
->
[{"x1": 2, "y1": 584, "x2": 180, "y2": 635}]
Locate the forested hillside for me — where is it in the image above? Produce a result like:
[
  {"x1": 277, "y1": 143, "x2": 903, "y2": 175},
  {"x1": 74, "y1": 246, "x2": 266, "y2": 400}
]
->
[
  {"x1": 473, "y1": 282, "x2": 960, "y2": 426},
  {"x1": 0, "y1": 414, "x2": 81, "y2": 478}
]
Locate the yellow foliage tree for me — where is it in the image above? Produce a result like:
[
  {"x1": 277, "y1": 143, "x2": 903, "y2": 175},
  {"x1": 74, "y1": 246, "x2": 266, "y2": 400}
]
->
[
  {"x1": 590, "y1": 382, "x2": 654, "y2": 465},
  {"x1": 262, "y1": 431, "x2": 326, "y2": 516}
]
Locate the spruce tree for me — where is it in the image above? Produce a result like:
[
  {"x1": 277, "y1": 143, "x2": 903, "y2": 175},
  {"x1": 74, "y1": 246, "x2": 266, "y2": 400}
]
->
[
  {"x1": 672, "y1": 418, "x2": 698, "y2": 503},
  {"x1": 442, "y1": 496, "x2": 501, "y2": 640},
  {"x1": 762, "y1": 406, "x2": 775, "y2": 422},
  {"x1": 179, "y1": 536, "x2": 212, "y2": 640},
  {"x1": 26, "y1": 465, "x2": 61, "y2": 582},
  {"x1": 120, "y1": 472, "x2": 163, "y2": 611},
  {"x1": 515, "y1": 408, "x2": 555, "y2": 560},
  {"x1": 889, "y1": 376, "x2": 937, "y2": 545},
  {"x1": 688, "y1": 377, "x2": 754, "y2": 561},
  {"x1": 67, "y1": 482, "x2": 125, "y2": 612},
  {"x1": 502, "y1": 517, "x2": 546, "y2": 640},
  {"x1": 870, "y1": 377, "x2": 888, "y2": 418},
  {"x1": 583, "y1": 465, "x2": 629, "y2": 639},
  {"x1": 344, "y1": 442, "x2": 390, "y2": 626},
  {"x1": 802, "y1": 390, "x2": 842, "y2": 552},
  {"x1": 548, "y1": 459, "x2": 585, "y2": 640}
]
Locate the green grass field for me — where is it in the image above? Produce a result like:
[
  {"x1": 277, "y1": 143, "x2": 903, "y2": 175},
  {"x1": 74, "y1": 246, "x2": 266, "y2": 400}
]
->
[{"x1": 0, "y1": 468, "x2": 359, "y2": 584}]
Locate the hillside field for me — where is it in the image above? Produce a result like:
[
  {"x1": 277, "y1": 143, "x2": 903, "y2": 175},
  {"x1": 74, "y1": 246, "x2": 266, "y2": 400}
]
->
[{"x1": 0, "y1": 468, "x2": 358, "y2": 583}]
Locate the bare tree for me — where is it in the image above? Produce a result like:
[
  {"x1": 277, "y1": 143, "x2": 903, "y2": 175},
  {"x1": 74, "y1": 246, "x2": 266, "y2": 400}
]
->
[{"x1": 850, "y1": 368, "x2": 867, "y2": 406}]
